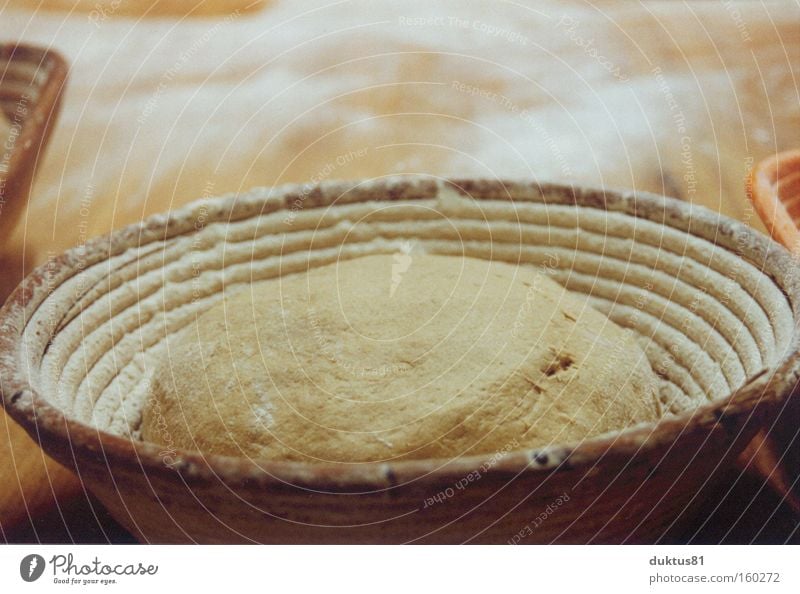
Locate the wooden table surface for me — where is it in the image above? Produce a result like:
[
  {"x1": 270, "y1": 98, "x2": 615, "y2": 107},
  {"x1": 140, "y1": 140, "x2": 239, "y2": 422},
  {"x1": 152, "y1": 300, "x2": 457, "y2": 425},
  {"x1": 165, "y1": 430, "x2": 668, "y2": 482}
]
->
[{"x1": 1, "y1": 0, "x2": 798, "y2": 543}]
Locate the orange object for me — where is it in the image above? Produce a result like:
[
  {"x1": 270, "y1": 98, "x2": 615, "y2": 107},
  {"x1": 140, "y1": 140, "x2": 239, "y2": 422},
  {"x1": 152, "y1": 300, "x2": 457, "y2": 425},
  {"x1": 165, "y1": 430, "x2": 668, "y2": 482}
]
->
[
  {"x1": 747, "y1": 149, "x2": 800, "y2": 253},
  {"x1": 744, "y1": 148, "x2": 800, "y2": 515}
]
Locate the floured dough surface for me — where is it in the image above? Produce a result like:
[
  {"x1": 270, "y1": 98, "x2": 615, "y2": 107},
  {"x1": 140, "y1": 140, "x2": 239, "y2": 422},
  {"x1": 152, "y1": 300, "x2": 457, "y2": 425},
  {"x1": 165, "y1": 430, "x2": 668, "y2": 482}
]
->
[{"x1": 140, "y1": 253, "x2": 661, "y2": 462}]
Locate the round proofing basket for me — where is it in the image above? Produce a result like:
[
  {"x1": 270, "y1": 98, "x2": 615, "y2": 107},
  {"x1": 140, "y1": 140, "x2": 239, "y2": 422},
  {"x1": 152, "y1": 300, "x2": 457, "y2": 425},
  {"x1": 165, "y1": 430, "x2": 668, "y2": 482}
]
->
[{"x1": 2, "y1": 177, "x2": 799, "y2": 544}]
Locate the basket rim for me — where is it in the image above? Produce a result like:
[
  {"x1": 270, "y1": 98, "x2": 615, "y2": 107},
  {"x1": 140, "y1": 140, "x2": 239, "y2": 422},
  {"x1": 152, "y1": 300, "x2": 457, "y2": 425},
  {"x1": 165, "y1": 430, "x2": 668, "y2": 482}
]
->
[{"x1": 1, "y1": 176, "x2": 799, "y2": 491}]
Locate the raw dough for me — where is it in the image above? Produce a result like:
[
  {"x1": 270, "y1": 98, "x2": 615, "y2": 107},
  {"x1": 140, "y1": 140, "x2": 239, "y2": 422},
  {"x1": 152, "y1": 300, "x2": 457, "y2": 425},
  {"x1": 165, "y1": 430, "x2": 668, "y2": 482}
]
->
[{"x1": 141, "y1": 253, "x2": 661, "y2": 462}]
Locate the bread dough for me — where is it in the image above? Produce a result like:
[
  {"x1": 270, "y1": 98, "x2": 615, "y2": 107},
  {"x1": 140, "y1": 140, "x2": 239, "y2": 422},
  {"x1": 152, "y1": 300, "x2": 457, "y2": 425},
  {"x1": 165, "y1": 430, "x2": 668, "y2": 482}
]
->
[{"x1": 140, "y1": 253, "x2": 661, "y2": 462}]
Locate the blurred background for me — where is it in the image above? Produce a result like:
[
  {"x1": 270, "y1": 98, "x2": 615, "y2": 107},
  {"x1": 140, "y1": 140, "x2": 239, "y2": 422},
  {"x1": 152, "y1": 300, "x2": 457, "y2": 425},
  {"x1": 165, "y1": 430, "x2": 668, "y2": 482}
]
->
[{"x1": 0, "y1": 0, "x2": 798, "y2": 543}]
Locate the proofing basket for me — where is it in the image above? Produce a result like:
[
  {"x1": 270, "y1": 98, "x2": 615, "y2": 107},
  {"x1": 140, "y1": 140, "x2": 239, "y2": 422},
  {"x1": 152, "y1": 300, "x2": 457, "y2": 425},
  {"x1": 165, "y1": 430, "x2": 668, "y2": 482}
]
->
[{"x1": 1, "y1": 177, "x2": 799, "y2": 543}]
